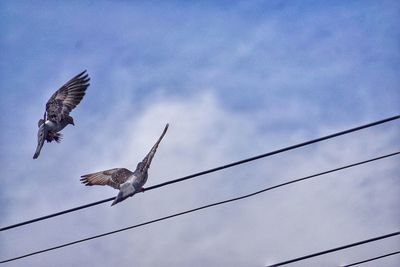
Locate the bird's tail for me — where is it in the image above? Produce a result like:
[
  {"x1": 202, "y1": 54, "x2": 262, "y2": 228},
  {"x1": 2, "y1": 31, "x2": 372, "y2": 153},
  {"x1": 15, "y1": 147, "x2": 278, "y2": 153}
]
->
[{"x1": 33, "y1": 124, "x2": 46, "y2": 159}]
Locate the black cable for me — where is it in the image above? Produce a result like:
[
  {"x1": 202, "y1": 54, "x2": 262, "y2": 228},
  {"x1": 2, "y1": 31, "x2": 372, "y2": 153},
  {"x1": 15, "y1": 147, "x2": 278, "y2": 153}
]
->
[
  {"x1": 143, "y1": 115, "x2": 399, "y2": 192},
  {"x1": 1, "y1": 115, "x2": 398, "y2": 232},
  {"x1": 265, "y1": 232, "x2": 400, "y2": 267},
  {"x1": 0, "y1": 197, "x2": 115, "y2": 232},
  {"x1": 341, "y1": 250, "x2": 400, "y2": 267},
  {"x1": 1, "y1": 151, "x2": 398, "y2": 264}
]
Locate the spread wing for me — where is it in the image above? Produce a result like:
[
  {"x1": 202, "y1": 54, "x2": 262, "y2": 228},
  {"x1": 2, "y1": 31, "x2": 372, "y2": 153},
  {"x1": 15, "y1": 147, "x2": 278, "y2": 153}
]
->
[
  {"x1": 80, "y1": 168, "x2": 134, "y2": 189},
  {"x1": 140, "y1": 123, "x2": 169, "y2": 173},
  {"x1": 46, "y1": 70, "x2": 90, "y2": 123}
]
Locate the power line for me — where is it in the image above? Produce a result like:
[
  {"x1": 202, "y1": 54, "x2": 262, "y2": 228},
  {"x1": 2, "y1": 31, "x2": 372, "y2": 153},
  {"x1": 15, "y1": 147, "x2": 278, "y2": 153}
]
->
[
  {"x1": 1, "y1": 151, "x2": 398, "y2": 264},
  {"x1": 265, "y1": 232, "x2": 400, "y2": 267},
  {"x1": 1, "y1": 115, "x2": 398, "y2": 232},
  {"x1": 341, "y1": 250, "x2": 400, "y2": 267},
  {"x1": 143, "y1": 115, "x2": 399, "y2": 192}
]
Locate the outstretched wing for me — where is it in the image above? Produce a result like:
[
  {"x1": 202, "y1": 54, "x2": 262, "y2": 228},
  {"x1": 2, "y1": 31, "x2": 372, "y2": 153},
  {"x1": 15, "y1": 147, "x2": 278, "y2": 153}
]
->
[
  {"x1": 80, "y1": 168, "x2": 133, "y2": 189},
  {"x1": 46, "y1": 70, "x2": 90, "y2": 122},
  {"x1": 140, "y1": 123, "x2": 169, "y2": 173}
]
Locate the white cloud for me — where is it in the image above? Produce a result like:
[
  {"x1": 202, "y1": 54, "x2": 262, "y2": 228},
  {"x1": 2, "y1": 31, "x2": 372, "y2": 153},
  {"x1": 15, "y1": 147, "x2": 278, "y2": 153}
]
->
[
  {"x1": 1, "y1": 1, "x2": 399, "y2": 266},
  {"x1": 1, "y1": 91, "x2": 398, "y2": 266}
]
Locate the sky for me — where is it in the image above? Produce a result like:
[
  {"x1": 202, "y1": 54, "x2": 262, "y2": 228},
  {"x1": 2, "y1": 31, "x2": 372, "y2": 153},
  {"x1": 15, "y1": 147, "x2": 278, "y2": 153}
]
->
[{"x1": 0, "y1": 1, "x2": 399, "y2": 266}]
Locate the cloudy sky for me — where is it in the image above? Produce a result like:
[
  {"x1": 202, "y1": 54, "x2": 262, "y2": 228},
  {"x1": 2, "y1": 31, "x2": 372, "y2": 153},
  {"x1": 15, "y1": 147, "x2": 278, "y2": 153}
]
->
[{"x1": 0, "y1": 1, "x2": 399, "y2": 266}]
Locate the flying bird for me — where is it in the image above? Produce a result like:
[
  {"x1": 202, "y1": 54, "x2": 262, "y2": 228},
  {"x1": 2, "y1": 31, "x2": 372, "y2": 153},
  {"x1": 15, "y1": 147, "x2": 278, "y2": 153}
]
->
[
  {"x1": 80, "y1": 124, "x2": 169, "y2": 206},
  {"x1": 33, "y1": 70, "x2": 90, "y2": 159}
]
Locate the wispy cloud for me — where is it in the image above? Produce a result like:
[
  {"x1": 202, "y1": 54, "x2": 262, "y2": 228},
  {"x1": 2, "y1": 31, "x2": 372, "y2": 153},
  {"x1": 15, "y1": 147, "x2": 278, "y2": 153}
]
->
[{"x1": 0, "y1": 1, "x2": 399, "y2": 266}]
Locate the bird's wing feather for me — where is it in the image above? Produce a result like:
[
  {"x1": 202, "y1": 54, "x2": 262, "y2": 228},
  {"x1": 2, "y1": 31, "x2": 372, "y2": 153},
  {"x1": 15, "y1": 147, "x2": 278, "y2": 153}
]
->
[
  {"x1": 80, "y1": 168, "x2": 132, "y2": 189},
  {"x1": 46, "y1": 70, "x2": 90, "y2": 122},
  {"x1": 140, "y1": 123, "x2": 169, "y2": 172},
  {"x1": 111, "y1": 168, "x2": 135, "y2": 185}
]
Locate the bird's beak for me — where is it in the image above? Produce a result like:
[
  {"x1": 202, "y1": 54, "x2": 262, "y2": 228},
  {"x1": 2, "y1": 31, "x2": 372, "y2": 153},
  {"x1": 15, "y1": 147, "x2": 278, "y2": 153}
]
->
[
  {"x1": 111, "y1": 184, "x2": 138, "y2": 206},
  {"x1": 33, "y1": 124, "x2": 46, "y2": 159},
  {"x1": 111, "y1": 191, "x2": 125, "y2": 206}
]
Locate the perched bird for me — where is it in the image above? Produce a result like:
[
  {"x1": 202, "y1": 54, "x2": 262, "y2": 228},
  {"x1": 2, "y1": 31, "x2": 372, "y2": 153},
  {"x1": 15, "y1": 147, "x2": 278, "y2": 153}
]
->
[
  {"x1": 80, "y1": 124, "x2": 169, "y2": 206},
  {"x1": 33, "y1": 70, "x2": 90, "y2": 159}
]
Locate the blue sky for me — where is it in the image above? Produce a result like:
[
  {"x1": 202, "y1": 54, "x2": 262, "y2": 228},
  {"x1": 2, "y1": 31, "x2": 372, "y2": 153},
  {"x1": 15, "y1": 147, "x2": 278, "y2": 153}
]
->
[{"x1": 0, "y1": 1, "x2": 399, "y2": 266}]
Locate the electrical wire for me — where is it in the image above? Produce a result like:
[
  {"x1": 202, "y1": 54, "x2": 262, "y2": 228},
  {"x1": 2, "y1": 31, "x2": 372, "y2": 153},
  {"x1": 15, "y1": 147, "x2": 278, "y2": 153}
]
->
[
  {"x1": 265, "y1": 232, "x2": 400, "y2": 266},
  {"x1": 1, "y1": 151, "x2": 398, "y2": 264},
  {"x1": 1, "y1": 115, "x2": 398, "y2": 232},
  {"x1": 341, "y1": 250, "x2": 400, "y2": 267}
]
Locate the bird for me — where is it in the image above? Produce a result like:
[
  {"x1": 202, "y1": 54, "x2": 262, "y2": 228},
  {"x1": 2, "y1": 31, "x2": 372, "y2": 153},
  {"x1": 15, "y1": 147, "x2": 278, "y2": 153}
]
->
[
  {"x1": 80, "y1": 123, "x2": 169, "y2": 206},
  {"x1": 33, "y1": 70, "x2": 90, "y2": 159}
]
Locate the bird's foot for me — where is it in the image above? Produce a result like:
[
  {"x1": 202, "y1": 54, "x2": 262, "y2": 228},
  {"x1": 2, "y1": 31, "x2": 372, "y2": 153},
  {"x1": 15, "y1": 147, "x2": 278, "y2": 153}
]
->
[{"x1": 46, "y1": 131, "x2": 63, "y2": 143}]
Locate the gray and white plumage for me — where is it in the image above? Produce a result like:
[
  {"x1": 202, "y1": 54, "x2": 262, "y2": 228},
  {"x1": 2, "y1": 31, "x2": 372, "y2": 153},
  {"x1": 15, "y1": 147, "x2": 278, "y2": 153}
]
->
[
  {"x1": 33, "y1": 70, "x2": 90, "y2": 159},
  {"x1": 80, "y1": 123, "x2": 169, "y2": 206}
]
